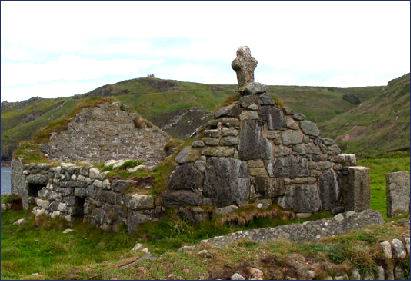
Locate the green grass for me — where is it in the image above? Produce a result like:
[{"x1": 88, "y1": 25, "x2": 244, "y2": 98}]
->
[
  {"x1": 2, "y1": 206, "x2": 407, "y2": 280},
  {"x1": 1, "y1": 209, "x2": 137, "y2": 280},
  {"x1": 358, "y1": 152, "x2": 410, "y2": 218}
]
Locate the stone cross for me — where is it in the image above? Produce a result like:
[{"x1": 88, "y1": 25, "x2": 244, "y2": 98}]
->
[{"x1": 232, "y1": 46, "x2": 258, "y2": 88}]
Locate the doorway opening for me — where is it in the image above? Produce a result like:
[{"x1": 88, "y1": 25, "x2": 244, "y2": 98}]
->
[
  {"x1": 27, "y1": 183, "x2": 45, "y2": 198},
  {"x1": 73, "y1": 196, "x2": 85, "y2": 218}
]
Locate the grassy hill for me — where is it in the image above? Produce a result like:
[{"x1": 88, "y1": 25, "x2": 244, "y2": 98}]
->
[
  {"x1": 320, "y1": 73, "x2": 410, "y2": 156},
  {"x1": 1, "y1": 74, "x2": 409, "y2": 160}
]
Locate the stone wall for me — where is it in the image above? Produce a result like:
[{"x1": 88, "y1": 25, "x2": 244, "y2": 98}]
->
[
  {"x1": 163, "y1": 47, "x2": 370, "y2": 219},
  {"x1": 386, "y1": 171, "x2": 410, "y2": 217},
  {"x1": 14, "y1": 161, "x2": 159, "y2": 232},
  {"x1": 164, "y1": 90, "x2": 366, "y2": 216},
  {"x1": 46, "y1": 102, "x2": 170, "y2": 167}
]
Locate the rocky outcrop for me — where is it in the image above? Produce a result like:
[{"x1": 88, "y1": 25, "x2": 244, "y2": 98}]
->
[
  {"x1": 47, "y1": 102, "x2": 170, "y2": 166},
  {"x1": 164, "y1": 47, "x2": 370, "y2": 217}
]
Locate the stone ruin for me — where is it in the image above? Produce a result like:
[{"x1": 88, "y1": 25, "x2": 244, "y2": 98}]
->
[
  {"x1": 163, "y1": 46, "x2": 371, "y2": 219},
  {"x1": 12, "y1": 47, "x2": 373, "y2": 232},
  {"x1": 46, "y1": 102, "x2": 169, "y2": 166}
]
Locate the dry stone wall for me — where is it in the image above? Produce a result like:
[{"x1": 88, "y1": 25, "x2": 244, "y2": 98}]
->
[
  {"x1": 12, "y1": 161, "x2": 160, "y2": 232},
  {"x1": 164, "y1": 47, "x2": 370, "y2": 218},
  {"x1": 46, "y1": 102, "x2": 169, "y2": 167}
]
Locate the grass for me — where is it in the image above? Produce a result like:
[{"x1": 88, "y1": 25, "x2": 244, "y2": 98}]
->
[
  {"x1": 14, "y1": 142, "x2": 49, "y2": 164},
  {"x1": 2, "y1": 206, "x2": 408, "y2": 280},
  {"x1": 1, "y1": 209, "x2": 138, "y2": 280},
  {"x1": 358, "y1": 152, "x2": 410, "y2": 218}
]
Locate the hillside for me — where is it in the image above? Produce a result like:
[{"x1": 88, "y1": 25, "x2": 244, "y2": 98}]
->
[
  {"x1": 1, "y1": 74, "x2": 408, "y2": 161},
  {"x1": 320, "y1": 73, "x2": 410, "y2": 156}
]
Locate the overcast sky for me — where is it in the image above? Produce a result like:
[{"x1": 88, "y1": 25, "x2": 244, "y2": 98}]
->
[{"x1": 1, "y1": 1, "x2": 410, "y2": 102}]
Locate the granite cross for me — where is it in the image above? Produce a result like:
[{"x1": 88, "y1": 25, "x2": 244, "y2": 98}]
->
[{"x1": 231, "y1": 46, "x2": 258, "y2": 88}]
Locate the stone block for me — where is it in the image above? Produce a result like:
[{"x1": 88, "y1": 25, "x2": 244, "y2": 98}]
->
[
  {"x1": 282, "y1": 130, "x2": 303, "y2": 145},
  {"x1": 238, "y1": 119, "x2": 272, "y2": 160},
  {"x1": 239, "y1": 110, "x2": 259, "y2": 120},
  {"x1": 340, "y1": 166, "x2": 370, "y2": 212},
  {"x1": 299, "y1": 121, "x2": 319, "y2": 136},
  {"x1": 285, "y1": 116, "x2": 299, "y2": 130},
  {"x1": 260, "y1": 105, "x2": 285, "y2": 130},
  {"x1": 319, "y1": 169, "x2": 339, "y2": 211},
  {"x1": 175, "y1": 147, "x2": 201, "y2": 163},
  {"x1": 243, "y1": 82, "x2": 267, "y2": 95},
  {"x1": 271, "y1": 155, "x2": 309, "y2": 178},
  {"x1": 273, "y1": 145, "x2": 292, "y2": 157},
  {"x1": 192, "y1": 140, "x2": 205, "y2": 148},
  {"x1": 203, "y1": 147, "x2": 235, "y2": 157},
  {"x1": 168, "y1": 163, "x2": 204, "y2": 191},
  {"x1": 203, "y1": 137, "x2": 220, "y2": 146},
  {"x1": 281, "y1": 183, "x2": 321, "y2": 213},
  {"x1": 214, "y1": 103, "x2": 241, "y2": 118},
  {"x1": 220, "y1": 136, "x2": 239, "y2": 146},
  {"x1": 292, "y1": 113, "x2": 305, "y2": 121},
  {"x1": 162, "y1": 190, "x2": 204, "y2": 207},
  {"x1": 26, "y1": 174, "x2": 48, "y2": 185},
  {"x1": 386, "y1": 171, "x2": 410, "y2": 217},
  {"x1": 255, "y1": 177, "x2": 285, "y2": 197},
  {"x1": 126, "y1": 194, "x2": 154, "y2": 210},
  {"x1": 391, "y1": 238, "x2": 406, "y2": 259},
  {"x1": 204, "y1": 129, "x2": 220, "y2": 138},
  {"x1": 203, "y1": 157, "x2": 250, "y2": 207},
  {"x1": 221, "y1": 128, "x2": 239, "y2": 137},
  {"x1": 127, "y1": 211, "x2": 152, "y2": 233},
  {"x1": 111, "y1": 180, "x2": 135, "y2": 193},
  {"x1": 336, "y1": 154, "x2": 356, "y2": 167}
]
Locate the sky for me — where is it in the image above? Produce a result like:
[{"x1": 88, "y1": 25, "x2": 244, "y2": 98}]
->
[{"x1": 1, "y1": 1, "x2": 410, "y2": 102}]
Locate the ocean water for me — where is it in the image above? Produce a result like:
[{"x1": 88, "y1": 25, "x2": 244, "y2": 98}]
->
[{"x1": 1, "y1": 167, "x2": 11, "y2": 194}]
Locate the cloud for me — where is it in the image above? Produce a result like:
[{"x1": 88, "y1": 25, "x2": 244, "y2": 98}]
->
[{"x1": 1, "y1": 1, "x2": 410, "y2": 101}]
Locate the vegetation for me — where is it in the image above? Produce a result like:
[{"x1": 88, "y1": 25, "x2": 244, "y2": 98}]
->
[
  {"x1": 358, "y1": 151, "x2": 410, "y2": 218},
  {"x1": 321, "y1": 73, "x2": 410, "y2": 157},
  {"x1": 14, "y1": 142, "x2": 49, "y2": 164},
  {"x1": 4, "y1": 74, "x2": 406, "y2": 161},
  {"x1": 1, "y1": 206, "x2": 408, "y2": 280}
]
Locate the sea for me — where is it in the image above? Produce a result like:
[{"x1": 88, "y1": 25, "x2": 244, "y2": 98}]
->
[{"x1": 1, "y1": 167, "x2": 12, "y2": 195}]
